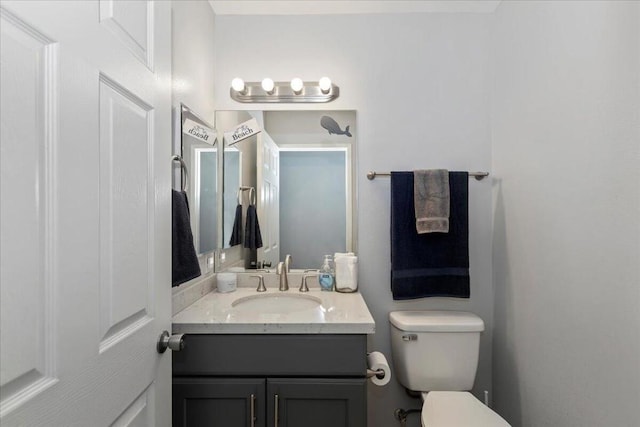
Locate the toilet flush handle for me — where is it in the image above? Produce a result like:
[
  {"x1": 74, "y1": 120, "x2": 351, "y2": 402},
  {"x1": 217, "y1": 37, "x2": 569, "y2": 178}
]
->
[{"x1": 402, "y1": 334, "x2": 418, "y2": 341}]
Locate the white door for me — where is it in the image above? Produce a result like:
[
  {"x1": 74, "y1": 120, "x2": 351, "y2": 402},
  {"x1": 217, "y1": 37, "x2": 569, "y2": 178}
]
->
[
  {"x1": 257, "y1": 132, "x2": 280, "y2": 267},
  {"x1": 0, "y1": 1, "x2": 172, "y2": 425}
]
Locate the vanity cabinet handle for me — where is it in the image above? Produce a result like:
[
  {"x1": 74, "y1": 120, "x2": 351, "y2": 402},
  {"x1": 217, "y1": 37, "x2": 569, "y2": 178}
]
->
[
  {"x1": 250, "y1": 393, "x2": 255, "y2": 427},
  {"x1": 274, "y1": 394, "x2": 279, "y2": 427}
]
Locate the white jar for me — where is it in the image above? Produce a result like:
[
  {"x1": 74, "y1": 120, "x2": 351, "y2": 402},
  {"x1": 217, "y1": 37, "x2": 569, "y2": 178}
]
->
[
  {"x1": 335, "y1": 254, "x2": 358, "y2": 293},
  {"x1": 217, "y1": 272, "x2": 237, "y2": 293}
]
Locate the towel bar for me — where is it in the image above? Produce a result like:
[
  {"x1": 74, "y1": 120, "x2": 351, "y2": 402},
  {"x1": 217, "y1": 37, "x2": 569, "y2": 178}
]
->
[
  {"x1": 172, "y1": 155, "x2": 189, "y2": 192},
  {"x1": 366, "y1": 171, "x2": 489, "y2": 181}
]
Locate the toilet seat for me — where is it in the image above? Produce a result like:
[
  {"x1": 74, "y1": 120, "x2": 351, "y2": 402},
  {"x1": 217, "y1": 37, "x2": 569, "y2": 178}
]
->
[{"x1": 421, "y1": 392, "x2": 511, "y2": 427}]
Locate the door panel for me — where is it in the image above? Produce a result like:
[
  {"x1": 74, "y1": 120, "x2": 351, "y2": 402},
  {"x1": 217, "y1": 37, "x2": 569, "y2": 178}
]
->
[
  {"x1": 0, "y1": 1, "x2": 171, "y2": 425},
  {"x1": 98, "y1": 74, "x2": 154, "y2": 351},
  {"x1": 99, "y1": 0, "x2": 153, "y2": 69},
  {"x1": 0, "y1": 5, "x2": 57, "y2": 407},
  {"x1": 111, "y1": 383, "x2": 156, "y2": 427}
]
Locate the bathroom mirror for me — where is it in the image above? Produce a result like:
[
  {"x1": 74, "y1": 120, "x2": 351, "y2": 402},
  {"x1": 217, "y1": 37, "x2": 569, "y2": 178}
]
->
[
  {"x1": 217, "y1": 110, "x2": 357, "y2": 271},
  {"x1": 178, "y1": 104, "x2": 219, "y2": 255}
]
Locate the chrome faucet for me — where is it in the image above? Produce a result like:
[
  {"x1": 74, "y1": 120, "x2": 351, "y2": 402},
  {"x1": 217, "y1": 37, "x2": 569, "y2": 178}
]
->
[
  {"x1": 284, "y1": 254, "x2": 292, "y2": 272},
  {"x1": 277, "y1": 261, "x2": 289, "y2": 291}
]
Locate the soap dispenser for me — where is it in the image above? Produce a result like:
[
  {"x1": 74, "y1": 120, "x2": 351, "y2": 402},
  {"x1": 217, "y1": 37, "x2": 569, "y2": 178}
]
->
[{"x1": 318, "y1": 255, "x2": 335, "y2": 291}]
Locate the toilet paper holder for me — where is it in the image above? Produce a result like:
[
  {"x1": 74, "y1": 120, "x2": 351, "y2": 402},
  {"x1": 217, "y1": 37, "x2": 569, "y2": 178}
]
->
[
  {"x1": 366, "y1": 351, "x2": 391, "y2": 386},
  {"x1": 366, "y1": 368, "x2": 386, "y2": 379}
]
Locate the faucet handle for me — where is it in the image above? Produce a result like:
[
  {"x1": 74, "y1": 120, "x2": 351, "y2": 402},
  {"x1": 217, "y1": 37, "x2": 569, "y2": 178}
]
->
[
  {"x1": 299, "y1": 276, "x2": 308, "y2": 293},
  {"x1": 250, "y1": 275, "x2": 266, "y2": 292},
  {"x1": 299, "y1": 274, "x2": 315, "y2": 292}
]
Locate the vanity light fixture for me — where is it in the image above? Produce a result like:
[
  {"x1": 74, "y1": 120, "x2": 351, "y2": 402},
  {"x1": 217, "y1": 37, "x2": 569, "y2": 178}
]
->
[
  {"x1": 290, "y1": 77, "x2": 304, "y2": 94},
  {"x1": 261, "y1": 77, "x2": 275, "y2": 94},
  {"x1": 230, "y1": 77, "x2": 339, "y2": 103},
  {"x1": 318, "y1": 76, "x2": 332, "y2": 94},
  {"x1": 231, "y1": 77, "x2": 246, "y2": 94}
]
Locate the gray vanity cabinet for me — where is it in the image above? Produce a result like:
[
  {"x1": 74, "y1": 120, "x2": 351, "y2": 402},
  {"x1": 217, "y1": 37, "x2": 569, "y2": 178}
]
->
[{"x1": 173, "y1": 334, "x2": 368, "y2": 427}]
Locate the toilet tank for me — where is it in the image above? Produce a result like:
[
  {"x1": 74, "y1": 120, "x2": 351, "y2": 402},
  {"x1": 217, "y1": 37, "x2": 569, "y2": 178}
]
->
[{"x1": 389, "y1": 311, "x2": 484, "y2": 392}]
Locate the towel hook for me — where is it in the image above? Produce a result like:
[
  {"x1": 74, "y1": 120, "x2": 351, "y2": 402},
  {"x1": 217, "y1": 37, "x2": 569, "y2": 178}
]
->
[{"x1": 172, "y1": 155, "x2": 189, "y2": 192}]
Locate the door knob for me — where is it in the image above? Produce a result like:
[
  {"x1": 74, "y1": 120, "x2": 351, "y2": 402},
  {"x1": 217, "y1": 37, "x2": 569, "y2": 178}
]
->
[{"x1": 157, "y1": 331, "x2": 185, "y2": 353}]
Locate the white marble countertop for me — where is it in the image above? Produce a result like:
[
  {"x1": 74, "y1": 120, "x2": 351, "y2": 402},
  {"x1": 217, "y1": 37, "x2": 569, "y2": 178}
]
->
[{"x1": 172, "y1": 286, "x2": 376, "y2": 335}]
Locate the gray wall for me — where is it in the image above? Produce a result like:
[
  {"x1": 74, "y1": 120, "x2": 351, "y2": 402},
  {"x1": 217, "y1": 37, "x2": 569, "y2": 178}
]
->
[
  {"x1": 171, "y1": 0, "x2": 215, "y2": 124},
  {"x1": 214, "y1": 13, "x2": 494, "y2": 427},
  {"x1": 492, "y1": 2, "x2": 640, "y2": 426}
]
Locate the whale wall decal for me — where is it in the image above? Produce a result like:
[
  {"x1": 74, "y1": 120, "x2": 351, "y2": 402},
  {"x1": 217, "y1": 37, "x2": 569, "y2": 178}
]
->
[{"x1": 320, "y1": 115, "x2": 352, "y2": 137}]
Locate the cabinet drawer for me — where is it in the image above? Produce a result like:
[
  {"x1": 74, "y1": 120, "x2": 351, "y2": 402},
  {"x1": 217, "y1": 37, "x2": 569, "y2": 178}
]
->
[{"x1": 173, "y1": 334, "x2": 367, "y2": 377}]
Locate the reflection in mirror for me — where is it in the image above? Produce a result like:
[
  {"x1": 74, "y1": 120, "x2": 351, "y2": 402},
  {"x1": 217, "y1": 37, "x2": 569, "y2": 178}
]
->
[
  {"x1": 223, "y1": 146, "x2": 241, "y2": 248},
  {"x1": 218, "y1": 111, "x2": 256, "y2": 253},
  {"x1": 280, "y1": 149, "x2": 347, "y2": 267},
  {"x1": 219, "y1": 110, "x2": 356, "y2": 271},
  {"x1": 179, "y1": 104, "x2": 218, "y2": 255}
]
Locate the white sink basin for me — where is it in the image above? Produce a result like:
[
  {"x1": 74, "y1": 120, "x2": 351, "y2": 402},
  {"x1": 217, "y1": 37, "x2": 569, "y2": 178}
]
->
[{"x1": 231, "y1": 293, "x2": 322, "y2": 315}]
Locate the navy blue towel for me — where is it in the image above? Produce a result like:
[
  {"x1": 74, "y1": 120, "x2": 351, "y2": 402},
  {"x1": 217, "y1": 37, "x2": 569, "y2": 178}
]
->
[
  {"x1": 243, "y1": 204, "x2": 263, "y2": 250},
  {"x1": 172, "y1": 190, "x2": 201, "y2": 287},
  {"x1": 390, "y1": 171, "x2": 470, "y2": 299},
  {"x1": 229, "y1": 204, "x2": 243, "y2": 246}
]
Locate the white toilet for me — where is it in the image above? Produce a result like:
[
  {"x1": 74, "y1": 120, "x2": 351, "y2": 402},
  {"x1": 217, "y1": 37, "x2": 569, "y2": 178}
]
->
[{"x1": 389, "y1": 311, "x2": 511, "y2": 427}]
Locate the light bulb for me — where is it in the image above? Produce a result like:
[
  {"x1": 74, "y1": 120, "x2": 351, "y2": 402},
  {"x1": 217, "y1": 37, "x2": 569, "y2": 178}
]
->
[
  {"x1": 231, "y1": 77, "x2": 245, "y2": 93},
  {"x1": 261, "y1": 78, "x2": 275, "y2": 94},
  {"x1": 319, "y1": 77, "x2": 332, "y2": 93},
  {"x1": 290, "y1": 78, "x2": 304, "y2": 94}
]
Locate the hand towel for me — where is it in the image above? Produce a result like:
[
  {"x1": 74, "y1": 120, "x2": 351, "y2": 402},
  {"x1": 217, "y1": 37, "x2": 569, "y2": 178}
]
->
[
  {"x1": 172, "y1": 190, "x2": 201, "y2": 287},
  {"x1": 243, "y1": 204, "x2": 263, "y2": 250},
  {"x1": 390, "y1": 171, "x2": 469, "y2": 299},
  {"x1": 229, "y1": 204, "x2": 243, "y2": 246},
  {"x1": 414, "y1": 169, "x2": 449, "y2": 233}
]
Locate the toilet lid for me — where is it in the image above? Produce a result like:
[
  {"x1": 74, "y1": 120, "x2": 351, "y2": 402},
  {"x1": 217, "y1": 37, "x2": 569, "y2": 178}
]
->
[{"x1": 422, "y1": 392, "x2": 511, "y2": 427}]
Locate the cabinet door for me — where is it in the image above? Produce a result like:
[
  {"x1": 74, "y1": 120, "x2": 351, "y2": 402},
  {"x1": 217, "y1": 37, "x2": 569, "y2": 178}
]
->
[
  {"x1": 174, "y1": 378, "x2": 265, "y2": 427},
  {"x1": 267, "y1": 378, "x2": 367, "y2": 427}
]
